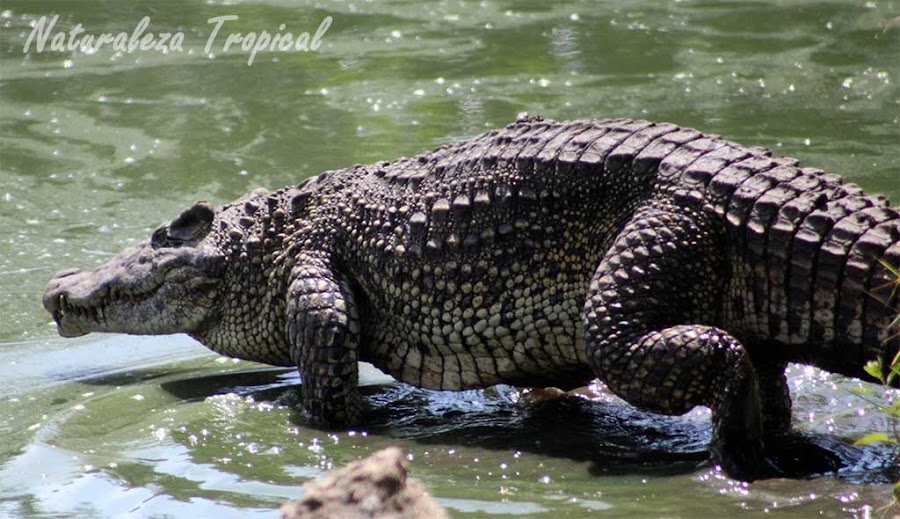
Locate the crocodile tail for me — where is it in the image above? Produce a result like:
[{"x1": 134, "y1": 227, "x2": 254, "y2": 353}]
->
[
  {"x1": 786, "y1": 193, "x2": 900, "y2": 383},
  {"x1": 703, "y1": 152, "x2": 900, "y2": 384},
  {"x1": 808, "y1": 200, "x2": 900, "y2": 384}
]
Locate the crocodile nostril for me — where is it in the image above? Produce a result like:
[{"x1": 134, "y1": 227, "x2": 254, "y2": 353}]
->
[{"x1": 53, "y1": 268, "x2": 83, "y2": 279}]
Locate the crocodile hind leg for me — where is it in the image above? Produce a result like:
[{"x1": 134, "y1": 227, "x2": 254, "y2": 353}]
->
[
  {"x1": 287, "y1": 253, "x2": 362, "y2": 426},
  {"x1": 583, "y1": 204, "x2": 770, "y2": 480},
  {"x1": 751, "y1": 356, "x2": 792, "y2": 433}
]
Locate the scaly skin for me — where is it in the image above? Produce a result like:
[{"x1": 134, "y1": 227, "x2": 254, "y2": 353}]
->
[{"x1": 42, "y1": 116, "x2": 900, "y2": 480}]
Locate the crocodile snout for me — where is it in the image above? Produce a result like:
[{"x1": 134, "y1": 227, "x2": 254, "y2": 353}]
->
[
  {"x1": 42, "y1": 268, "x2": 81, "y2": 309},
  {"x1": 42, "y1": 268, "x2": 91, "y2": 337}
]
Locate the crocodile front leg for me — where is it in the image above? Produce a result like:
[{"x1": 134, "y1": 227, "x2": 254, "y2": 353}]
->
[
  {"x1": 287, "y1": 254, "x2": 362, "y2": 426},
  {"x1": 583, "y1": 204, "x2": 770, "y2": 480}
]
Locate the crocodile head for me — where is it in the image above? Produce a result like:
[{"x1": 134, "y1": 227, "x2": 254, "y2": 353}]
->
[{"x1": 42, "y1": 201, "x2": 226, "y2": 338}]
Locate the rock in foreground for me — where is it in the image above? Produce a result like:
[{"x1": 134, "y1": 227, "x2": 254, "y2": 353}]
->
[{"x1": 280, "y1": 447, "x2": 449, "y2": 519}]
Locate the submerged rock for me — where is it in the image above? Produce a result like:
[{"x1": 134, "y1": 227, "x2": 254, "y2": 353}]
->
[{"x1": 280, "y1": 447, "x2": 449, "y2": 519}]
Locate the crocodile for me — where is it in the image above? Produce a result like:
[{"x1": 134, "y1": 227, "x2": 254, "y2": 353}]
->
[{"x1": 42, "y1": 116, "x2": 900, "y2": 480}]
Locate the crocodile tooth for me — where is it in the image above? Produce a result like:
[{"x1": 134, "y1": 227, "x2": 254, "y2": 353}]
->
[{"x1": 56, "y1": 295, "x2": 66, "y2": 320}]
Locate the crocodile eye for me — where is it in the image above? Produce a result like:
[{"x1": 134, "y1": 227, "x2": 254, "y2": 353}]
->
[
  {"x1": 168, "y1": 201, "x2": 215, "y2": 242},
  {"x1": 150, "y1": 226, "x2": 186, "y2": 249}
]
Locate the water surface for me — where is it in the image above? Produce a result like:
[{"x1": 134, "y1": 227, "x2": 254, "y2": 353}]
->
[{"x1": 1, "y1": 1, "x2": 898, "y2": 517}]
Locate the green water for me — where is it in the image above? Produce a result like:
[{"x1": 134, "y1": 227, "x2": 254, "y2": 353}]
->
[{"x1": 1, "y1": 1, "x2": 899, "y2": 517}]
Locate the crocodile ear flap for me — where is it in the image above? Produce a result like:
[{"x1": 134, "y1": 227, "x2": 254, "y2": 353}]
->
[{"x1": 168, "y1": 201, "x2": 216, "y2": 243}]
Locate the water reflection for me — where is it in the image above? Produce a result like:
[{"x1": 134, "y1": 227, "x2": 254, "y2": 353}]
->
[{"x1": 1, "y1": 0, "x2": 898, "y2": 516}]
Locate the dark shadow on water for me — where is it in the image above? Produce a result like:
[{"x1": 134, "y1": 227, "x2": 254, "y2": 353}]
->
[
  {"x1": 98, "y1": 366, "x2": 897, "y2": 484},
  {"x1": 360, "y1": 383, "x2": 711, "y2": 477},
  {"x1": 354, "y1": 383, "x2": 900, "y2": 483},
  {"x1": 77, "y1": 365, "x2": 296, "y2": 396},
  {"x1": 158, "y1": 367, "x2": 297, "y2": 401},
  {"x1": 56, "y1": 365, "x2": 202, "y2": 387}
]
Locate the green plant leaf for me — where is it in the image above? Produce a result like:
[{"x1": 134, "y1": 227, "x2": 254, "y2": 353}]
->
[
  {"x1": 894, "y1": 480, "x2": 900, "y2": 506},
  {"x1": 864, "y1": 360, "x2": 885, "y2": 384},
  {"x1": 850, "y1": 386, "x2": 874, "y2": 396},
  {"x1": 881, "y1": 259, "x2": 900, "y2": 278},
  {"x1": 853, "y1": 432, "x2": 891, "y2": 446},
  {"x1": 888, "y1": 400, "x2": 900, "y2": 418}
]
